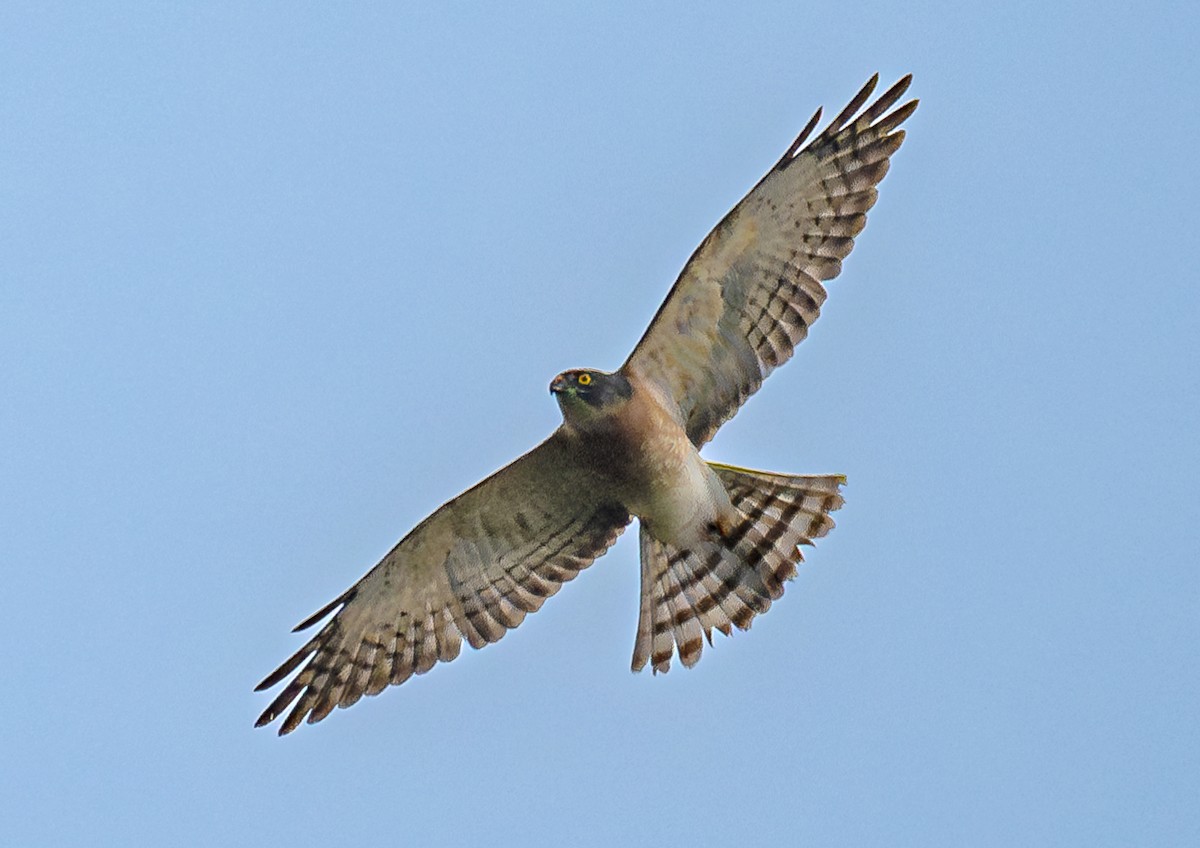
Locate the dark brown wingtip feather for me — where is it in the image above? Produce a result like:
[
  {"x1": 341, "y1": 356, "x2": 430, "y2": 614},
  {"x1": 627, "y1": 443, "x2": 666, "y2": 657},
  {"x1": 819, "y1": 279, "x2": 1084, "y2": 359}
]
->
[
  {"x1": 827, "y1": 73, "x2": 880, "y2": 133},
  {"x1": 292, "y1": 589, "x2": 353, "y2": 633},
  {"x1": 778, "y1": 107, "x2": 823, "y2": 165},
  {"x1": 874, "y1": 99, "x2": 919, "y2": 136},
  {"x1": 279, "y1": 689, "x2": 318, "y2": 735},
  {"x1": 254, "y1": 624, "x2": 328, "y2": 691},
  {"x1": 254, "y1": 674, "x2": 307, "y2": 729},
  {"x1": 859, "y1": 74, "x2": 916, "y2": 127}
]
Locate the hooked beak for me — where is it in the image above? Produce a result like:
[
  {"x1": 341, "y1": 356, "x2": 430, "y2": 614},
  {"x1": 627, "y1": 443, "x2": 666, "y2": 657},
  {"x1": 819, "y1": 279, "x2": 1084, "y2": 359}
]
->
[{"x1": 549, "y1": 374, "x2": 569, "y2": 395}]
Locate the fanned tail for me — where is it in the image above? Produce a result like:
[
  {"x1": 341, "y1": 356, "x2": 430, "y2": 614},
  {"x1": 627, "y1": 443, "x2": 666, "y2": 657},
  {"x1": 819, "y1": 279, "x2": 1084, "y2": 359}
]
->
[{"x1": 632, "y1": 463, "x2": 845, "y2": 673}]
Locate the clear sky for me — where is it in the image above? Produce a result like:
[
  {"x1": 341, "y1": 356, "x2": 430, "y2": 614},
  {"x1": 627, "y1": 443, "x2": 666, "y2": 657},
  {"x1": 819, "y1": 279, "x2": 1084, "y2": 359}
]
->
[{"x1": 3, "y1": 2, "x2": 1197, "y2": 846}]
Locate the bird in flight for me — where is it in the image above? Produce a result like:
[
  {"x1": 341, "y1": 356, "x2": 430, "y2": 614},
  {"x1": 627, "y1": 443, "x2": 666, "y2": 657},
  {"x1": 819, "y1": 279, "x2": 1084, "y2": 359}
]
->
[{"x1": 256, "y1": 74, "x2": 917, "y2": 735}]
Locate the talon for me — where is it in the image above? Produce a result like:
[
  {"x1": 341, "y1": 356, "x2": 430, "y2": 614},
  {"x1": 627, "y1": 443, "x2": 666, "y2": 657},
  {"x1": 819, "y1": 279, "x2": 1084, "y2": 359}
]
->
[{"x1": 708, "y1": 515, "x2": 736, "y2": 540}]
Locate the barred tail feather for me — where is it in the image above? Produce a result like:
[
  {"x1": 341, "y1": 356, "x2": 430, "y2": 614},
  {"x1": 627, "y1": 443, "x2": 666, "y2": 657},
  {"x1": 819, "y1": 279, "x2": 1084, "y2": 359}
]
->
[{"x1": 631, "y1": 463, "x2": 845, "y2": 674}]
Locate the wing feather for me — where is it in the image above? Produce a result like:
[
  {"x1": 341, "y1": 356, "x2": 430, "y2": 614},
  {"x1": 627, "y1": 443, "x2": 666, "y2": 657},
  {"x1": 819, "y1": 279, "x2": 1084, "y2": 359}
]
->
[
  {"x1": 255, "y1": 432, "x2": 629, "y2": 734},
  {"x1": 623, "y1": 75, "x2": 917, "y2": 445}
]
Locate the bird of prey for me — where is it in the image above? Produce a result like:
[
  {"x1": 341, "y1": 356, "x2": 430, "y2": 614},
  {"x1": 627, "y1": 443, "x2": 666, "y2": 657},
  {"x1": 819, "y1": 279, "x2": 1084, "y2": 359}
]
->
[{"x1": 256, "y1": 74, "x2": 917, "y2": 735}]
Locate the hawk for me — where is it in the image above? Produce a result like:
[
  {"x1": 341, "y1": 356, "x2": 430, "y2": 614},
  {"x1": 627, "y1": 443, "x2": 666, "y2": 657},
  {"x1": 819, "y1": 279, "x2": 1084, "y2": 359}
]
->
[{"x1": 256, "y1": 74, "x2": 917, "y2": 734}]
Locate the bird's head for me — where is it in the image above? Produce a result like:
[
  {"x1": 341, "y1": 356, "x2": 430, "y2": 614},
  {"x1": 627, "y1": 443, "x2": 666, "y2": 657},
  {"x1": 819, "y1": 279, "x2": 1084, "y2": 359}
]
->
[{"x1": 550, "y1": 368, "x2": 632, "y2": 424}]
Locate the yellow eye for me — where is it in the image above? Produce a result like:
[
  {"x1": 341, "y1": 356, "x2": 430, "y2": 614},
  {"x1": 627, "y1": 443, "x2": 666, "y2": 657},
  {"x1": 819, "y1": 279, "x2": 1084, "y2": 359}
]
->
[{"x1": 577, "y1": 373, "x2": 592, "y2": 386}]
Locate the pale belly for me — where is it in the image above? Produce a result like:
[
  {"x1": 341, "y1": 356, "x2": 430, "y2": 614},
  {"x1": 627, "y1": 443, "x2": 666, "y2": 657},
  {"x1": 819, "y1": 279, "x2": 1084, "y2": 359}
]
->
[{"x1": 619, "y1": 433, "x2": 733, "y2": 548}]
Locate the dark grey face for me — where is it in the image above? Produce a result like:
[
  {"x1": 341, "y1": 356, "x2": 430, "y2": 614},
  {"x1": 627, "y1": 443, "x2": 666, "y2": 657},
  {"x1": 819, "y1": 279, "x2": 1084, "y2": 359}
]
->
[{"x1": 549, "y1": 368, "x2": 633, "y2": 409}]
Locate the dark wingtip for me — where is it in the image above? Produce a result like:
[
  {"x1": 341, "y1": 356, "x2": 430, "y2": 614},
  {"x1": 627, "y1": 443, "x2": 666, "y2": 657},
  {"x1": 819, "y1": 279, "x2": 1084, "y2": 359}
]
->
[
  {"x1": 292, "y1": 588, "x2": 355, "y2": 632},
  {"x1": 853, "y1": 74, "x2": 916, "y2": 128},
  {"x1": 279, "y1": 701, "x2": 309, "y2": 735},
  {"x1": 254, "y1": 654, "x2": 299, "y2": 692},
  {"x1": 876, "y1": 73, "x2": 913, "y2": 107},
  {"x1": 827, "y1": 73, "x2": 880, "y2": 133},
  {"x1": 779, "y1": 106, "x2": 823, "y2": 165}
]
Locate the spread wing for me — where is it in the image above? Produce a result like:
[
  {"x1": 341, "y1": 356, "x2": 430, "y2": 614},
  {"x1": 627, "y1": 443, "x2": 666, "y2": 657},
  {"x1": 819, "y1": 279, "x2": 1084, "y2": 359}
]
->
[
  {"x1": 254, "y1": 432, "x2": 629, "y2": 735},
  {"x1": 622, "y1": 74, "x2": 917, "y2": 446}
]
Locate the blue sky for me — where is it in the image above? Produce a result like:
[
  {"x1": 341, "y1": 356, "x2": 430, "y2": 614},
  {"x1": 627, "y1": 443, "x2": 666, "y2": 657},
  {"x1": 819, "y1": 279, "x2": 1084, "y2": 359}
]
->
[{"x1": 3, "y1": 3, "x2": 1197, "y2": 845}]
